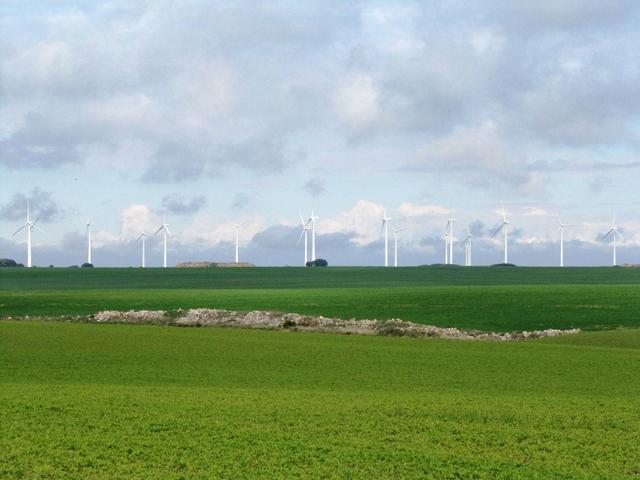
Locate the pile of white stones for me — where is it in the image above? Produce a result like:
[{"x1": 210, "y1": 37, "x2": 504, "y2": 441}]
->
[
  {"x1": 93, "y1": 310, "x2": 168, "y2": 323},
  {"x1": 90, "y1": 308, "x2": 580, "y2": 341}
]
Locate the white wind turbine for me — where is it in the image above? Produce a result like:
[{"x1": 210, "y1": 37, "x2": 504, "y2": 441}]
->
[
  {"x1": 492, "y1": 204, "x2": 511, "y2": 264},
  {"x1": 392, "y1": 227, "x2": 406, "y2": 267},
  {"x1": 137, "y1": 232, "x2": 147, "y2": 268},
  {"x1": 233, "y1": 223, "x2": 243, "y2": 264},
  {"x1": 445, "y1": 211, "x2": 456, "y2": 264},
  {"x1": 153, "y1": 218, "x2": 172, "y2": 268},
  {"x1": 462, "y1": 230, "x2": 473, "y2": 267},
  {"x1": 298, "y1": 213, "x2": 311, "y2": 265},
  {"x1": 558, "y1": 218, "x2": 576, "y2": 268},
  {"x1": 85, "y1": 219, "x2": 93, "y2": 265},
  {"x1": 443, "y1": 230, "x2": 449, "y2": 264},
  {"x1": 381, "y1": 210, "x2": 392, "y2": 267},
  {"x1": 308, "y1": 209, "x2": 319, "y2": 261},
  {"x1": 602, "y1": 217, "x2": 621, "y2": 266},
  {"x1": 12, "y1": 201, "x2": 42, "y2": 268}
]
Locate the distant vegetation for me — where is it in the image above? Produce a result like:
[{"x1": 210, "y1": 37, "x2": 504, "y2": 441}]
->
[
  {"x1": 305, "y1": 258, "x2": 328, "y2": 267},
  {"x1": 0, "y1": 258, "x2": 23, "y2": 267},
  {"x1": 81, "y1": 263, "x2": 94, "y2": 268}
]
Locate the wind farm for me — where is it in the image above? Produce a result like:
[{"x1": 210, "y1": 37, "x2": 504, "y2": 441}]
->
[{"x1": 4, "y1": 199, "x2": 638, "y2": 268}]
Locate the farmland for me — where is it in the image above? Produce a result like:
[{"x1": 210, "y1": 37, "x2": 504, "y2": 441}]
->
[
  {"x1": 2, "y1": 266, "x2": 640, "y2": 331},
  {"x1": 1, "y1": 267, "x2": 639, "y2": 478},
  {"x1": 1, "y1": 321, "x2": 639, "y2": 479}
]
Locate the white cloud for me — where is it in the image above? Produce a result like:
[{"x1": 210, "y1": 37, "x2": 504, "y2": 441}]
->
[
  {"x1": 333, "y1": 73, "x2": 381, "y2": 133},
  {"x1": 320, "y1": 200, "x2": 385, "y2": 245}
]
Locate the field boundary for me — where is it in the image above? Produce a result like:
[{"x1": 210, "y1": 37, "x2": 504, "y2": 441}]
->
[{"x1": 3, "y1": 308, "x2": 581, "y2": 341}]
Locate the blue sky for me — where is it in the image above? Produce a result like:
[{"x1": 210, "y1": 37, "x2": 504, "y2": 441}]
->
[{"x1": 1, "y1": 0, "x2": 640, "y2": 267}]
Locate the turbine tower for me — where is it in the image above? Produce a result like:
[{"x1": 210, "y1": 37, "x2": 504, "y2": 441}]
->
[
  {"x1": 233, "y1": 224, "x2": 241, "y2": 264},
  {"x1": 12, "y1": 201, "x2": 41, "y2": 268},
  {"x1": 558, "y1": 219, "x2": 576, "y2": 268},
  {"x1": 445, "y1": 211, "x2": 456, "y2": 264},
  {"x1": 382, "y1": 210, "x2": 392, "y2": 267},
  {"x1": 443, "y1": 231, "x2": 449, "y2": 264},
  {"x1": 153, "y1": 219, "x2": 172, "y2": 268},
  {"x1": 492, "y1": 205, "x2": 510, "y2": 264},
  {"x1": 602, "y1": 217, "x2": 621, "y2": 266},
  {"x1": 462, "y1": 231, "x2": 473, "y2": 267},
  {"x1": 308, "y1": 209, "x2": 319, "y2": 261},
  {"x1": 137, "y1": 232, "x2": 146, "y2": 268},
  {"x1": 392, "y1": 227, "x2": 406, "y2": 267},
  {"x1": 298, "y1": 213, "x2": 311, "y2": 265},
  {"x1": 86, "y1": 219, "x2": 93, "y2": 265}
]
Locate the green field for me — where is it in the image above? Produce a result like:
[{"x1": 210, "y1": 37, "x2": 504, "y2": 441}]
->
[
  {"x1": 1, "y1": 321, "x2": 639, "y2": 479},
  {"x1": 2, "y1": 266, "x2": 640, "y2": 331},
  {"x1": 2, "y1": 267, "x2": 639, "y2": 478}
]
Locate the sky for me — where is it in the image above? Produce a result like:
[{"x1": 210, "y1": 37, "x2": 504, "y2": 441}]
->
[{"x1": 1, "y1": 0, "x2": 640, "y2": 267}]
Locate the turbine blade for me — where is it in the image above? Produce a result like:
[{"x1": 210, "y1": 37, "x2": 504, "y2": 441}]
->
[
  {"x1": 491, "y1": 224, "x2": 504, "y2": 238},
  {"x1": 12, "y1": 223, "x2": 27, "y2": 237},
  {"x1": 297, "y1": 228, "x2": 305, "y2": 245},
  {"x1": 165, "y1": 226, "x2": 173, "y2": 237},
  {"x1": 153, "y1": 226, "x2": 163, "y2": 235}
]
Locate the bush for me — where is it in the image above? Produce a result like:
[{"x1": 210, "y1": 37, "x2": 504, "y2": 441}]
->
[
  {"x1": 306, "y1": 258, "x2": 328, "y2": 267},
  {"x1": 491, "y1": 263, "x2": 517, "y2": 267},
  {"x1": 81, "y1": 263, "x2": 94, "y2": 268},
  {"x1": 0, "y1": 258, "x2": 20, "y2": 267}
]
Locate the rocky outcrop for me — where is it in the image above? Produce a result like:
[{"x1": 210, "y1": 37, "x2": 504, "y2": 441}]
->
[{"x1": 90, "y1": 308, "x2": 580, "y2": 341}]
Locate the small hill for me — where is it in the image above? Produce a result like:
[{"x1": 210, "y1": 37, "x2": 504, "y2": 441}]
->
[{"x1": 176, "y1": 261, "x2": 256, "y2": 268}]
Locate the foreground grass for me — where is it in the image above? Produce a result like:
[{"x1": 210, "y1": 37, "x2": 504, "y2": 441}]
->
[{"x1": 1, "y1": 321, "x2": 639, "y2": 479}]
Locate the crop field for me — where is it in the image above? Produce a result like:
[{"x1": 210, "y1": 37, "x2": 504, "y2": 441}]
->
[
  {"x1": 1, "y1": 267, "x2": 639, "y2": 478},
  {"x1": 2, "y1": 266, "x2": 640, "y2": 331},
  {"x1": 1, "y1": 321, "x2": 639, "y2": 479}
]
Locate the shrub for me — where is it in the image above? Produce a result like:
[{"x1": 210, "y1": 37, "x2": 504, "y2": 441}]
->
[
  {"x1": 81, "y1": 263, "x2": 94, "y2": 268},
  {"x1": 306, "y1": 259, "x2": 328, "y2": 267},
  {"x1": 0, "y1": 258, "x2": 20, "y2": 267}
]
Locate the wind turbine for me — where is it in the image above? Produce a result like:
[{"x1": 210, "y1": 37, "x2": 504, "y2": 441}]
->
[
  {"x1": 233, "y1": 224, "x2": 242, "y2": 263},
  {"x1": 492, "y1": 204, "x2": 510, "y2": 264},
  {"x1": 462, "y1": 230, "x2": 473, "y2": 267},
  {"x1": 137, "y1": 232, "x2": 146, "y2": 268},
  {"x1": 558, "y1": 219, "x2": 576, "y2": 268},
  {"x1": 85, "y1": 219, "x2": 93, "y2": 265},
  {"x1": 12, "y1": 201, "x2": 42, "y2": 268},
  {"x1": 381, "y1": 210, "x2": 392, "y2": 267},
  {"x1": 445, "y1": 211, "x2": 456, "y2": 264},
  {"x1": 153, "y1": 218, "x2": 172, "y2": 268},
  {"x1": 298, "y1": 213, "x2": 311, "y2": 265},
  {"x1": 308, "y1": 209, "x2": 319, "y2": 261},
  {"x1": 602, "y1": 217, "x2": 621, "y2": 266},
  {"x1": 443, "y1": 230, "x2": 449, "y2": 264},
  {"x1": 392, "y1": 227, "x2": 406, "y2": 267}
]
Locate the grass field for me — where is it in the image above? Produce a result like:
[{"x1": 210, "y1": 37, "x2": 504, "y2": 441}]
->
[
  {"x1": 2, "y1": 266, "x2": 640, "y2": 331},
  {"x1": 2, "y1": 267, "x2": 639, "y2": 478},
  {"x1": 1, "y1": 321, "x2": 639, "y2": 479}
]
